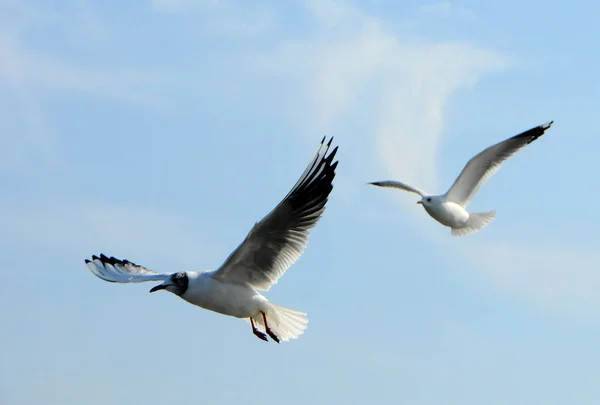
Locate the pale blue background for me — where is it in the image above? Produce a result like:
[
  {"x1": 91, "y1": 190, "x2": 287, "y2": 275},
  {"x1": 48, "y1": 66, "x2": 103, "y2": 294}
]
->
[{"x1": 1, "y1": 1, "x2": 599, "y2": 404}]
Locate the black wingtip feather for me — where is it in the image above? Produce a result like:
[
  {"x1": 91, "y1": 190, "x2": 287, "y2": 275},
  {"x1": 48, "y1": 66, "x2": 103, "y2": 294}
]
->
[
  {"x1": 84, "y1": 259, "x2": 91, "y2": 264},
  {"x1": 329, "y1": 145, "x2": 338, "y2": 159},
  {"x1": 514, "y1": 121, "x2": 554, "y2": 145},
  {"x1": 288, "y1": 138, "x2": 338, "y2": 211},
  {"x1": 88, "y1": 253, "x2": 139, "y2": 267},
  {"x1": 214, "y1": 137, "x2": 339, "y2": 286}
]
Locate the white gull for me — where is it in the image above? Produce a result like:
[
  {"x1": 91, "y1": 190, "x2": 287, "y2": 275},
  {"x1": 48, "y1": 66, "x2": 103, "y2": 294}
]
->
[
  {"x1": 370, "y1": 121, "x2": 553, "y2": 236},
  {"x1": 85, "y1": 137, "x2": 338, "y2": 343}
]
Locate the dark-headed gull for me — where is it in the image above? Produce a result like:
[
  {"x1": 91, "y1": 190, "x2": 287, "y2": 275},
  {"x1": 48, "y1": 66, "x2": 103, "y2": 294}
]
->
[
  {"x1": 369, "y1": 122, "x2": 553, "y2": 236},
  {"x1": 85, "y1": 137, "x2": 338, "y2": 343}
]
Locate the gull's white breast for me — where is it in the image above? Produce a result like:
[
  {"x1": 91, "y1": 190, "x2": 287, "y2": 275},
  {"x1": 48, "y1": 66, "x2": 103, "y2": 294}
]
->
[
  {"x1": 423, "y1": 200, "x2": 470, "y2": 228},
  {"x1": 181, "y1": 272, "x2": 267, "y2": 318}
]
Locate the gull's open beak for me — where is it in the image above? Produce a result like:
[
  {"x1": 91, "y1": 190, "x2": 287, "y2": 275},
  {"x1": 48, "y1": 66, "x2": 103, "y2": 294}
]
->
[
  {"x1": 149, "y1": 283, "x2": 169, "y2": 293},
  {"x1": 416, "y1": 201, "x2": 423, "y2": 205}
]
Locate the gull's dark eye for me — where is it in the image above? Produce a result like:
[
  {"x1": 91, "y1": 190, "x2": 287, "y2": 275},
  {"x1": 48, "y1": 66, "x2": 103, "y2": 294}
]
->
[{"x1": 427, "y1": 198, "x2": 431, "y2": 202}]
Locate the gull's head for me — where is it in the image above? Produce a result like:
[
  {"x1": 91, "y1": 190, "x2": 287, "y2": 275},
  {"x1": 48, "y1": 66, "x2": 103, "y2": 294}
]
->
[
  {"x1": 150, "y1": 272, "x2": 189, "y2": 296},
  {"x1": 417, "y1": 196, "x2": 434, "y2": 206}
]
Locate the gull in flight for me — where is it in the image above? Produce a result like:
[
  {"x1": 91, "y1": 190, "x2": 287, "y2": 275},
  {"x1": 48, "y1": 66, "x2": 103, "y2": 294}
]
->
[
  {"x1": 369, "y1": 121, "x2": 553, "y2": 237},
  {"x1": 85, "y1": 137, "x2": 338, "y2": 343}
]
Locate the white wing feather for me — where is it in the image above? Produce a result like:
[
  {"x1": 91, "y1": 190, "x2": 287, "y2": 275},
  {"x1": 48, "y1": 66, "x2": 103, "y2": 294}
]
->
[
  {"x1": 368, "y1": 180, "x2": 427, "y2": 197},
  {"x1": 210, "y1": 137, "x2": 338, "y2": 291},
  {"x1": 85, "y1": 254, "x2": 171, "y2": 283},
  {"x1": 445, "y1": 121, "x2": 553, "y2": 207}
]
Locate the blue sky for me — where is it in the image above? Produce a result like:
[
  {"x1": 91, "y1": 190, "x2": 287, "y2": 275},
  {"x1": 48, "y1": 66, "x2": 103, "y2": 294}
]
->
[{"x1": 1, "y1": 0, "x2": 600, "y2": 404}]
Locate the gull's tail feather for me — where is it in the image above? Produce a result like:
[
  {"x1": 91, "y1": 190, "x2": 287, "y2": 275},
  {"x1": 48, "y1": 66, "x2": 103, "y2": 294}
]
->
[
  {"x1": 250, "y1": 303, "x2": 308, "y2": 342},
  {"x1": 451, "y1": 210, "x2": 496, "y2": 237}
]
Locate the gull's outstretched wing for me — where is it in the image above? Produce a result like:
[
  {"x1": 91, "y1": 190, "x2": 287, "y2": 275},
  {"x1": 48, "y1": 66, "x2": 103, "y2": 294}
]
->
[
  {"x1": 368, "y1": 180, "x2": 427, "y2": 197},
  {"x1": 445, "y1": 121, "x2": 553, "y2": 207},
  {"x1": 211, "y1": 137, "x2": 338, "y2": 291},
  {"x1": 85, "y1": 254, "x2": 171, "y2": 283}
]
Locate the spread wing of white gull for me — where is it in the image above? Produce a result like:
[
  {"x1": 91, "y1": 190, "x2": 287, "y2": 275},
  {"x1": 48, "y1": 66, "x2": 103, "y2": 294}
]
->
[
  {"x1": 369, "y1": 121, "x2": 553, "y2": 237},
  {"x1": 85, "y1": 137, "x2": 338, "y2": 343}
]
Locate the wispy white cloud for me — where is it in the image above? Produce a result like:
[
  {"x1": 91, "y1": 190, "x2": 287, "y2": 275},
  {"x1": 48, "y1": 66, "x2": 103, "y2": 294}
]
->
[
  {"x1": 252, "y1": 0, "x2": 507, "y2": 193},
  {"x1": 248, "y1": 0, "x2": 600, "y2": 316}
]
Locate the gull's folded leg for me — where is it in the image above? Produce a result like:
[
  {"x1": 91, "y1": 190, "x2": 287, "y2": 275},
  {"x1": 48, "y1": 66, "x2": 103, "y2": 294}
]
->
[
  {"x1": 250, "y1": 317, "x2": 268, "y2": 342},
  {"x1": 262, "y1": 312, "x2": 280, "y2": 344}
]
